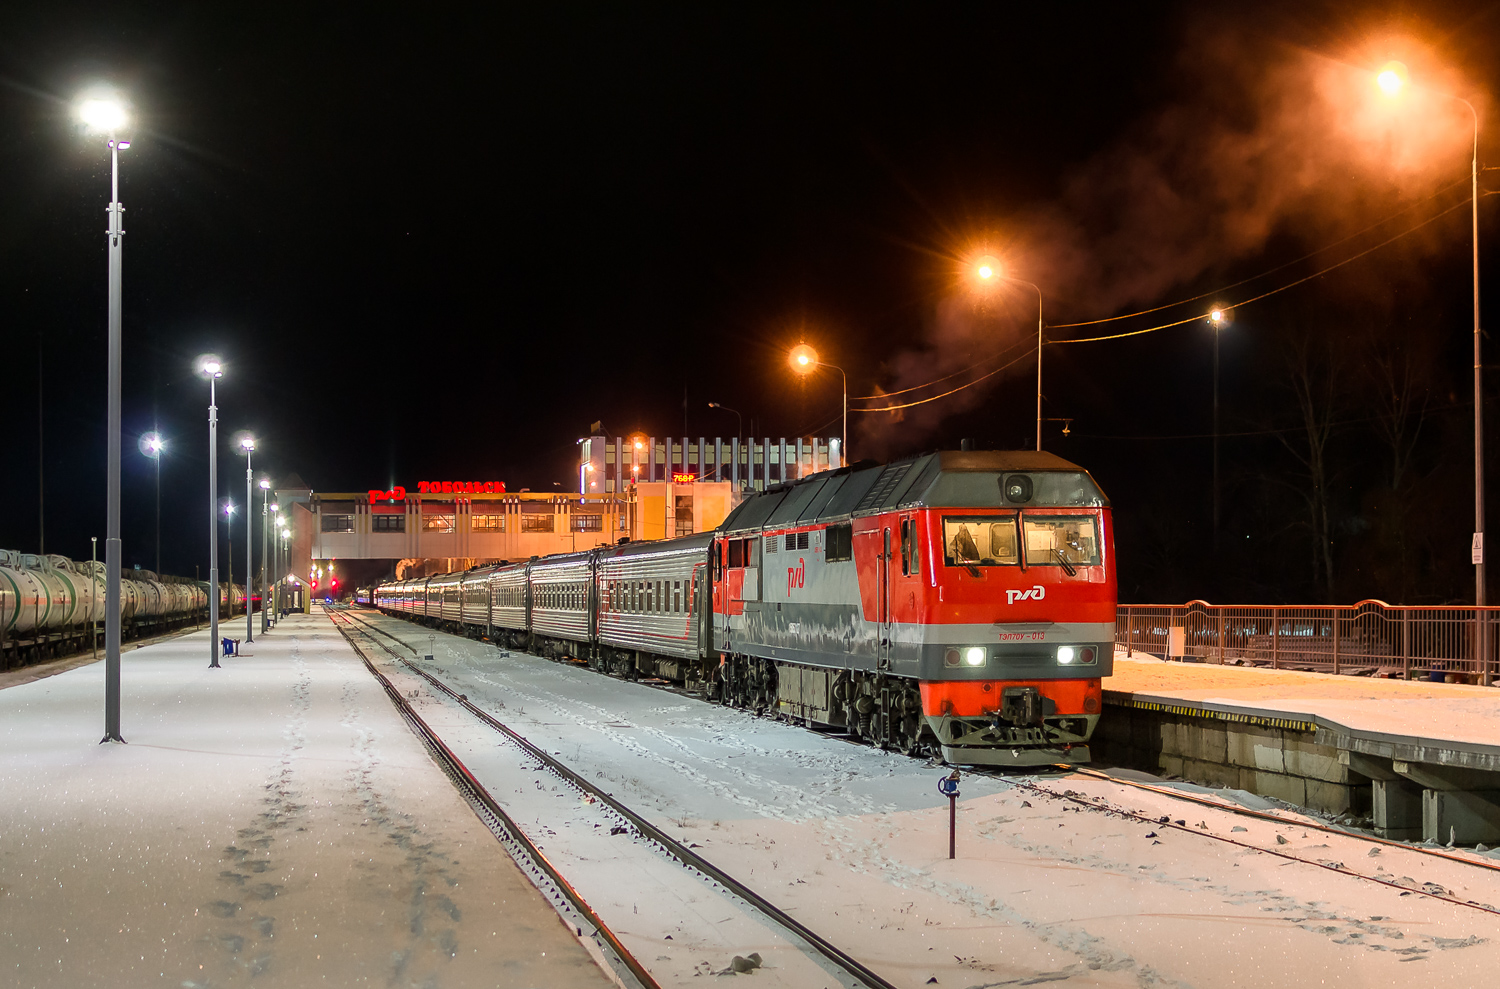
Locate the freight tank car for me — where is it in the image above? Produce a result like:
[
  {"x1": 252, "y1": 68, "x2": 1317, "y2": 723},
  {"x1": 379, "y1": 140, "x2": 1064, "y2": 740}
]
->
[{"x1": 373, "y1": 449, "x2": 1115, "y2": 766}]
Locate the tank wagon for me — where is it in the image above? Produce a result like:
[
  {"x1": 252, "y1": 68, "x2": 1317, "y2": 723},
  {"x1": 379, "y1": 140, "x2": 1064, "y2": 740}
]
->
[
  {"x1": 0, "y1": 549, "x2": 228, "y2": 668},
  {"x1": 374, "y1": 450, "x2": 1115, "y2": 766}
]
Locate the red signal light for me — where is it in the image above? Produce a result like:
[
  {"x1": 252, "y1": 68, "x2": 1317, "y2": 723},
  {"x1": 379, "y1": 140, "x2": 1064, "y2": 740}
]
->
[
  {"x1": 331, "y1": 579, "x2": 338, "y2": 589},
  {"x1": 312, "y1": 580, "x2": 318, "y2": 590}
]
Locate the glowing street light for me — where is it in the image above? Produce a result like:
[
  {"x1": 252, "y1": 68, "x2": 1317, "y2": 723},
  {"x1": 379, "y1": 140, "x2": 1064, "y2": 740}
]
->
[
  {"x1": 1378, "y1": 60, "x2": 1488, "y2": 681},
  {"x1": 789, "y1": 344, "x2": 848, "y2": 464},
  {"x1": 80, "y1": 86, "x2": 132, "y2": 743},
  {"x1": 972, "y1": 257, "x2": 1046, "y2": 451}
]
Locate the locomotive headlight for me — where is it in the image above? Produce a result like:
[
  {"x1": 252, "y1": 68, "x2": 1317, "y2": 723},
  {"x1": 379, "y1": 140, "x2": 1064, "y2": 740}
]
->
[
  {"x1": 1057, "y1": 646, "x2": 1076, "y2": 664},
  {"x1": 963, "y1": 646, "x2": 986, "y2": 667}
]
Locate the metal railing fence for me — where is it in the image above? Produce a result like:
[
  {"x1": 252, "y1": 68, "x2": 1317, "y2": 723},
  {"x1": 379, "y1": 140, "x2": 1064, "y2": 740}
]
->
[{"x1": 1117, "y1": 600, "x2": 1497, "y2": 685}]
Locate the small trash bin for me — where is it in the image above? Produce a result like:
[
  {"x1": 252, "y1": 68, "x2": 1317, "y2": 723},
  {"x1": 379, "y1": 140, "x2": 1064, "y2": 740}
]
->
[{"x1": 222, "y1": 637, "x2": 234, "y2": 657}]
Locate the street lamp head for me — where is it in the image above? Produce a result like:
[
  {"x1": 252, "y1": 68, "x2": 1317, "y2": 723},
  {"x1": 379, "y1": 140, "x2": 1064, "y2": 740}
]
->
[
  {"x1": 269, "y1": 503, "x2": 279, "y2": 512},
  {"x1": 259, "y1": 478, "x2": 271, "y2": 490},
  {"x1": 139, "y1": 432, "x2": 164, "y2": 458},
  {"x1": 224, "y1": 503, "x2": 235, "y2": 517},
  {"x1": 199, "y1": 355, "x2": 223, "y2": 378},
  {"x1": 974, "y1": 254, "x2": 1001, "y2": 282},
  {"x1": 1377, "y1": 60, "x2": 1407, "y2": 97},
  {"x1": 1207, "y1": 306, "x2": 1232, "y2": 328},
  {"x1": 240, "y1": 436, "x2": 255, "y2": 452},
  {"x1": 789, "y1": 343, "x2": 820, "y2": 374},
  {"x1": 76, "y1": 94, "x2": 129, "y2": 134}
]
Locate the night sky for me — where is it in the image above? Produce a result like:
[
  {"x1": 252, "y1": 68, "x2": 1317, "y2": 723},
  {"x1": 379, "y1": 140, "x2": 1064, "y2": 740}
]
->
[{"x1": 3, "y1": 2, "x2": 1500, "y2": 604}]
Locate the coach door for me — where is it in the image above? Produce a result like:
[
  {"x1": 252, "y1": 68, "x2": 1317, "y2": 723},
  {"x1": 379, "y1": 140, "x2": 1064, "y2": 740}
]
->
[{"x1": 879, "y1": 525, "x2": 893, "y2": 671}]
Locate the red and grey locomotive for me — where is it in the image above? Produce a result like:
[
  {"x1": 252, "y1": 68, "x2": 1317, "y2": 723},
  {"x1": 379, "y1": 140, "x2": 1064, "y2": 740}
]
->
[{"x1": 374, "y1": 448, "x2": 1114, "y2": 765}]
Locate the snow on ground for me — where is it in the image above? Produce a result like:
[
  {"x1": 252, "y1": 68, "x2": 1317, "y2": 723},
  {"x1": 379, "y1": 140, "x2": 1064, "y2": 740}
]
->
[
  {"x1": 355, "y1": 610, "x2": 1500, "y2": 989},
  {"x1": 1108, "y1": 651, "x2": 1500, "y2": 746},
  {"x1": 0, "y1": 613, "x2": 613, "y2": 989}
]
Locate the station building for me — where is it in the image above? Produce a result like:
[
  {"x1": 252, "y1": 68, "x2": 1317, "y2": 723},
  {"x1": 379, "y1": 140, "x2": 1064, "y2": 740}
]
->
[{"x1": 279, "y1": 431, "x2": 844, "y2": 591}]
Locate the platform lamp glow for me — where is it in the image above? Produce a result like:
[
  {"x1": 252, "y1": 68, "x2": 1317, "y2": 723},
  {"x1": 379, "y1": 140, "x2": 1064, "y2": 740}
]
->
[
  {"x1": 79, "y1": 89, "x2": 131, "y2": 743},
  {"x1": 200, "y1": 356, "x2": 224, "y2": 669},
  {"x1": 789, "y1": 344, "x2": 848, "y2": 465},
  {"x1": 974, "y1": 256, "x2": 1045, "y2": 451},
  {"x1": 260, "y1": 478, "x2": 271, "y2": 634},
  {"x1": 1378, "y1": 61, "x2": 1488, "y2": 684}
]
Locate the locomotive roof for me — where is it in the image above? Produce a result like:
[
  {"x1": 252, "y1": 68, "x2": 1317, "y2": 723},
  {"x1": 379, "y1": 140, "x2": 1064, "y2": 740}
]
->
[{"x1": 718, "y1": 449, "x2": 1108, "y2": 534}]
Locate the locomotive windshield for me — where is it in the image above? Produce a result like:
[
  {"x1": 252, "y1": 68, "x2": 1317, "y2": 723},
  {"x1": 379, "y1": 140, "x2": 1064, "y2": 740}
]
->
[{"x1": 943, "y1": 514, "x2": 1100, "y2": 568}]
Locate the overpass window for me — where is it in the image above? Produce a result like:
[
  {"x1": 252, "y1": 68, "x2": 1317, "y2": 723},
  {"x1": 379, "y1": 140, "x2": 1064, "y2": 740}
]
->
[
  {"x1": 372, "y1": 515, "x2": 405, "y2": 533},
  {"x1": 521, "y1": 514, "x2": 555, "y2": 533},
  {"x1": 571, "y1": 514, "x2": 603, "y2": 532},
  {"x1": 473, "y1": 514, "x2": 504, "y2": 531},
  {"x1": 321, "y1": 515, "x2": 354, "y2": 533},
  {"x1": 423, "y1": 514, "x2": 456, "y2": 532}
]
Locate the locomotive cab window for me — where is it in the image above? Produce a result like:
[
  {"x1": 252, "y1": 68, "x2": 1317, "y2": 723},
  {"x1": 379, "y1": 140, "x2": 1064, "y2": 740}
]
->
[
  {"x1": 825, "y1": 523, "x2": 853, "y2": 562},
  {"x1": 900, "y1": 518, "x2": 919, "y2": 576},
  {"x1": 942, "y1": 516, "x2": 1019, "y2": 567},
  {"x1": 1023, "y1": 516, "x2": 1101, "y2": 567}
]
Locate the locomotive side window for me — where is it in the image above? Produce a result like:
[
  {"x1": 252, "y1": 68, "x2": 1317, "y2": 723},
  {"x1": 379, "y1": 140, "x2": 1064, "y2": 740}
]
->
[
  {"x1": 728, "y1": 540, "x2": 744, "y2": 568},
  {"x1": 1023, "y1": 517, "x2": 1101, "y2": 567},
  {"x1": 900, "y1": 519, "x2": 920, "y2": 576},
  {"x1": 942, "y1": 516, "x2": 1019, "y2": 567},
  {"x1": 825, "y1": 523, "x2": 853, "y2": 562}
]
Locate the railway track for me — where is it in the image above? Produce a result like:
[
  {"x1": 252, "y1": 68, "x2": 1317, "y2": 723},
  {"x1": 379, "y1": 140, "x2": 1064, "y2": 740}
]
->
[
  {"x1": 344, "y1": 606, "x2": 1500, "y2": 918},
  {"x1": 329, "y1": 608, "x2": 904, "y2": 989}
]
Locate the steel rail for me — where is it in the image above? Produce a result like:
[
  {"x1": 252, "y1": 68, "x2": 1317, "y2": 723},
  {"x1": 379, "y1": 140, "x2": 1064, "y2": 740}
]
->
[
  {"x1": 338, "y1": 608, "x2": 903, "y2": 989},
  {"x1": 327, "y1": 613, "x2": 662, "y2": 989},
  {"x1": 995, "y1": 775, "x2": 1500, "y2": 917},
  {"x1": 1060, "y1": 765, "x2": 1500, "y2": 875}
]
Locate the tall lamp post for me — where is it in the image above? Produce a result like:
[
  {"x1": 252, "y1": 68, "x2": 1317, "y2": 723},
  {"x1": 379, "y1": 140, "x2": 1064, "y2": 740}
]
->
[
  {"x1": 269, "y1": 503, "x2": 280, "y2": 625},
  {"x1": 1379, "y1": 63, "x2": 1488, "y2": 682},
  {"x1": 78, "y1": 91, "x2": 131, "y2": 744},
  {"x1": 200, "y1": 356, "x2": 224, "y2": 669},
  {"x1": 241, "y1": 437, "x2": 256, "y2": 642},
  {"x1": 789, "y1": 345, "x2": 848, "y2": 465},
  {"x1": 140, "y1": 432, "x2": 164, "y2": 574},
  {"x1": 260, "y1": 479, "x2": 271, "y2": 634},
  {"x1": 1208, "y1": 308, "x2": 1229, "y2": 549},
  {"x1": 224, "y1": 502, "x2": 236, "y2": 621},
  {"x1": 974, "y1": 256, "x2": 1045, "y2": 451}
]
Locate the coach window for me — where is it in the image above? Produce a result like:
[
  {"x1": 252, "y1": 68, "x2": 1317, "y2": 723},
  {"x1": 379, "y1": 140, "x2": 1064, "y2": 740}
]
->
[
  {"x1": 673, "y1": 580, "x2": 681, "y2": 613},
  {"x1": 942, "y1": 516, "x2": 1019, "y2": 567}
]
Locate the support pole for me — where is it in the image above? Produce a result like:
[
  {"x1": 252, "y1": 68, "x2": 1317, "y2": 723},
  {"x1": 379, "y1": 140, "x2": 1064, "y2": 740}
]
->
[{"x1": 102, "y1": 137, "x2": 125, "y2": 743}]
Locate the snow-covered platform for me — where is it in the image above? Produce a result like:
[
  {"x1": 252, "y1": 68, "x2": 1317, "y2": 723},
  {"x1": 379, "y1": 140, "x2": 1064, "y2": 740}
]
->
[
  {"x1": 0, "y1": 612, "x2": 613, "y2": 989},
  {"x1": 1100, "y1": 652, "x2": 1500, "y2": 842}
]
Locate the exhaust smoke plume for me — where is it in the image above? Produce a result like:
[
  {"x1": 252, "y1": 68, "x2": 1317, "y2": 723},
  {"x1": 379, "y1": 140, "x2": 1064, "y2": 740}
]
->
[{"x1": 861, "y1": 19, "x2": 1482, "y2": 454}]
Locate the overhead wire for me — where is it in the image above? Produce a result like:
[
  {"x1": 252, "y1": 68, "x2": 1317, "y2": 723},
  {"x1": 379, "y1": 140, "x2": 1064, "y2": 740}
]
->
[
  {"x1": 1051, "y1": 197, "x2": 1471, "y2": 345},
  {"x1": 847, "y1": 182, "x2": 1473, "y2": 409},
  {"x1": 851, "y1": 346, "x2": 1037, "y2": 413},
  {"x1": 1047, "y1": 174, "x2": 1472, "y2": 328}
]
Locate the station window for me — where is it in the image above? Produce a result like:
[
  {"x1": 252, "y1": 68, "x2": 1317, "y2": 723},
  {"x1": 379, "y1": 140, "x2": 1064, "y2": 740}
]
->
[
  {"x1": 372, "y1": 515, "x2": 405, "y2": 533},
  {"x1": 321, "y1": 514, "x2": 354, "y2": 533},
  {"x1": 521, "y1": 514, "x2": 555, "y2": 533},
  {"x1": 473, "y1": 514, "x2": 504, "y2": 531},
  {"x1": 423, "y1": 514, "x2": 456, "y2": 532},
  {"x1": 571, "y1": 514, "x2": 603, "y2": 532},
  {"x1": 825, "y1": 523, "x2": 853, "y2": 562}
]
